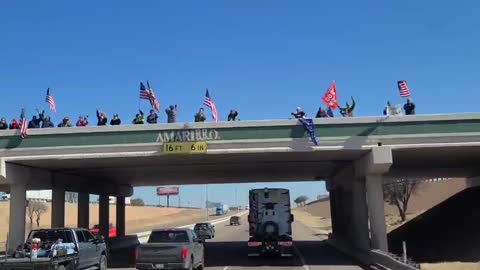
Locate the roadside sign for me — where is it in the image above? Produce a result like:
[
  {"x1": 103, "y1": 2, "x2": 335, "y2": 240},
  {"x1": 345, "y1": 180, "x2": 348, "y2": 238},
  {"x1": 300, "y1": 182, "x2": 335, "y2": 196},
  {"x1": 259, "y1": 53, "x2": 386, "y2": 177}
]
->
[{"x1": 162, "y1": 141, "x2": 207, "y2": 154}]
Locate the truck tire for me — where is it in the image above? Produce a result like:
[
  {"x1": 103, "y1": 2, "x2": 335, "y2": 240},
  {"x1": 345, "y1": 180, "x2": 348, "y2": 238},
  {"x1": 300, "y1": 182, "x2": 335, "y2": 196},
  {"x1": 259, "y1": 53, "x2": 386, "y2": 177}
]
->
[{"x1": 97, "y1": 255, "x2": 107, "y2": 270}]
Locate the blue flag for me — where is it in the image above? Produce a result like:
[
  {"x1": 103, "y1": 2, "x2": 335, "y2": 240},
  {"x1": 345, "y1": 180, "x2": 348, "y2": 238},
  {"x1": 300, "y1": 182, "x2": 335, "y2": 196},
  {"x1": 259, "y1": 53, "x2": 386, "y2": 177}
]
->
[{"x1": 298, "y1": 118, "x2": 319, "y2": 146}]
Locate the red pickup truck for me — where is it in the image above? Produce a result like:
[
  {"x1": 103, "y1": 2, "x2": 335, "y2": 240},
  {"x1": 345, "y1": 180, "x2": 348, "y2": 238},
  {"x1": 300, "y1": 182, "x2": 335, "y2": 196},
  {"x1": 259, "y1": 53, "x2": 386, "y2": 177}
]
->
[{"x1": 90, "y1": 223, "x2": 117, "y2": 238}]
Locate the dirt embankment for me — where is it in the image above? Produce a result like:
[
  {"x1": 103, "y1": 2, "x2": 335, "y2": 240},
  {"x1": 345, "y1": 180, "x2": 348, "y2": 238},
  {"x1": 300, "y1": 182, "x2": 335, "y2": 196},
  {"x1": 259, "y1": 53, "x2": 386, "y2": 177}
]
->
[
  {"x1": 0, "y1": 201, "x2": 205, "y2": 243},
  {"x1": 301, "y1": 178, "x2": 467, "y2": 230}
]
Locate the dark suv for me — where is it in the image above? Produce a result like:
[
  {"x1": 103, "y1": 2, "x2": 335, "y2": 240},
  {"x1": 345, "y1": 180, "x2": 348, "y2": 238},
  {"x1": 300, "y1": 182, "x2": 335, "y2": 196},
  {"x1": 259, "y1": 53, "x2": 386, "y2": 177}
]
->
[
  {"x1": 193, "y1": 223, "x2": 215, "y2": 239},
  {"x1": 230, "y1": 216, "x2": 241, "y2": 226}
]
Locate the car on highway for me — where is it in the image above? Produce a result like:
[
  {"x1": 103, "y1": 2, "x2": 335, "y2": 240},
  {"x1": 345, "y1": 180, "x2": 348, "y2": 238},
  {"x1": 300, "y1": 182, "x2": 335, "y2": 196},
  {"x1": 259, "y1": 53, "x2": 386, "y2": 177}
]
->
[
  {"x1": 90, "y1": 223, "x2": 117, "y2": 238},
  {"x1": 135, "y1": 228, "x2": 205, "y2": 270},
  {"x1": 230, "y1": 216, "x2": 241, "y2": 226},
  {"x1": 193, "y1": 222, "x2": 215, "y2": 239}
]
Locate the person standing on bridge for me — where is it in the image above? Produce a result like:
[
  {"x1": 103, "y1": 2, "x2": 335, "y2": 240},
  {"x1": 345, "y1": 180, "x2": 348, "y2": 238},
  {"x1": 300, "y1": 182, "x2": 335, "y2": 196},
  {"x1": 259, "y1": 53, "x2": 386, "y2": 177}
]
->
[
  {"x1": 76, "y1": 115, "x2": 89, "y2": 127},
  {"x1": 0, "y1": 118, "x2": 8, "y2": 130},
  {"x1": 316, "y1": 107, "x2": 328, "y2": 118},
  {"x1": 339, "y1": 96, "x2": 356, "y2": 117},
  {"x1": 404, "y1": 98, "x2": 415, "y2": 115},
  {"x1": 42, "y1": 116, "x2": 54, "y2": 128},
  {"x1": 228, "y1": 109, "x2": 238, "y2": 121},
  {"x1": 147, "y1": 109, "x2": 158, "y2": 124},
  {"x1": 28, "y1": 115, "x2": 41, "y2": 129},
  {"x1": 165, "y1": 105, "x2": 177, "y2": 123},
  {"x1": 133, "y1": 110, "x2": 144, "y2": 124},
  {"x1": 9, "y1": 118, "x2": 19, "y2": 129},
  {"x1": 291, "y1": 107, "x2": 306, "y2": 119},
  {"x1": 110, "y1": 113, "x2": 121, "y2": 125},
  {"x1": 96, "y1": 110, "x2": 108, "y2": 126},
  {"x1": 58, "y1": 117, "x2": 72, "y2": 127},
  {"x1": 194, "y1": 108, "x2": 206, "y2": 122}
]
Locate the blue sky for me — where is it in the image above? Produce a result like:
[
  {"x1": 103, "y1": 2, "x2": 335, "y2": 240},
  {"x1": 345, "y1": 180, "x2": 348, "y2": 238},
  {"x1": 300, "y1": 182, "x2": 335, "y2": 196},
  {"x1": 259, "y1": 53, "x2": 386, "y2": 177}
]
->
[{"x1": 1, "y1": 1, "x2": 479, "y2": 206}]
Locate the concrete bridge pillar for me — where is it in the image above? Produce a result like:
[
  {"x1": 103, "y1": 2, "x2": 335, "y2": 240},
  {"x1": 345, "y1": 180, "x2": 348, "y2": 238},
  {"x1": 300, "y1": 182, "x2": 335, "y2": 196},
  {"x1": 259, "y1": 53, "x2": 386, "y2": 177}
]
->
[
  {"x1": 51, "y1": 187, "x2": 65, "y2": 228},
  {"x1": 116, "y1": 196, "x2": 126, "y2": 237},
  {"x1": 366, "y1": 174, "x2": 388, "y2": 251},
  {"x1": 7, "y1": 184, "x2": 26, "y2": 254},
  {"x1": 330, "y1": 167, "x2": 370, "y2": 252},
  {"x1": 99, "y1": 194, "x2": 110, "y2": 240},
  {"x1": 77, "y1": 192, "x2": 90, "y2": 229}
]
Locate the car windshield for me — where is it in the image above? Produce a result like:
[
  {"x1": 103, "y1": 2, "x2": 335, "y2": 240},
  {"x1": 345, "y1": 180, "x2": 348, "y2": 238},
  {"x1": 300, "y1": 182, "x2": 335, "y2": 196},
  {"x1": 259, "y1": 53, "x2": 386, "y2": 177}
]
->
[
  {"x1": 148, "y1": 231, "x2": 189, "y2": 243},
  {"x1": 194, "y1": 224, "x2": 209, "y2": 230},
  {"x1": 231, "y1": 217, "x2": 239, "y2": 221}
]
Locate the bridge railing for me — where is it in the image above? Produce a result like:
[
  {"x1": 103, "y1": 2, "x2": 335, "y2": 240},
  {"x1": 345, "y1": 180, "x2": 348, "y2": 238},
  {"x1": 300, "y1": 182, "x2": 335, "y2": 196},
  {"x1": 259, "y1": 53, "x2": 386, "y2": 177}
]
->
[
  {"x1": 326, "y1": 237, "x2": 420, "y2": 269},
  {"x1": 370, "y1": 249, "x2": 420, "y2": 270}
]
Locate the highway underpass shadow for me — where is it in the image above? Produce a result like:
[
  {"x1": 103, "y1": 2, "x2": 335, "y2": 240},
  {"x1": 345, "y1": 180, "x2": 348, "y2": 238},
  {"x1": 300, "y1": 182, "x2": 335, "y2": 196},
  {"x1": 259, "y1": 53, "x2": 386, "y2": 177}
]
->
[{"x1": 204, "y1": 241, "x2": 367, "y2": 269}]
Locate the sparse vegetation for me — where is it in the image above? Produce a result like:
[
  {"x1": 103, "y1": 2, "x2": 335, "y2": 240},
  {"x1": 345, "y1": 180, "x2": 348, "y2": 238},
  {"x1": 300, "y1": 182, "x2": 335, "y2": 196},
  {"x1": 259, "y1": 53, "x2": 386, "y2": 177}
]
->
[
  {"x1": 294, "y1": 195, "x2": 309, "y2": 207},
  {"x1": 65, "y1": 192, "x2": 78, "y2": 203},
  {"x1": 130, "y1": 198, "x2": 145, "y2": 206},
  {"x1": 26, "y1": 200, "x2": 48, "y2": 228},
  {"x1": 383, "y1": 179, "x2": 420, "y2": 222}
]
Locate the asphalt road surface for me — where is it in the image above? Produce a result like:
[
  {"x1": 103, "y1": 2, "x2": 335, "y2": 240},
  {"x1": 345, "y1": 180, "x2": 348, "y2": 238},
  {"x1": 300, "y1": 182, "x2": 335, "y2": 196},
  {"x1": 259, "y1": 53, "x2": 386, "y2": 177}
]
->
[{"x1": 110, "y1": 219, "x2": 365, "y2": 270}]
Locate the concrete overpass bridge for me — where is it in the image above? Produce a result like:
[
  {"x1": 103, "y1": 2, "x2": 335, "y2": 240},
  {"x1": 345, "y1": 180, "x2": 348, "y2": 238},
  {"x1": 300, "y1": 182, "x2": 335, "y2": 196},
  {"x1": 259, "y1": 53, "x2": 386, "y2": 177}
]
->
[{"x1": 1, "y1": 113, "x2": 480, "y2": 265}]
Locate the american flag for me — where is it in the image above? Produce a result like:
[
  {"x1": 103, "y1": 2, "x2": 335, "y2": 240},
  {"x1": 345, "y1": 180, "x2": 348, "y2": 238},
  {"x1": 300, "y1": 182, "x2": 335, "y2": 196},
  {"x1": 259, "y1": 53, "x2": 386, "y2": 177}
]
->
[
  {"x1": 139, "y1": 81, "x2": 160, "y2": 111},
  {"x1": 203, "y1": 89, "x2": 218, "y2": 122},
  {"x1": 20, "y1": 109, "x2": 28, "y2": 138},
  {"x1": 45, "y1": 88, "x2": 56, "y2": 113},
  {"x1": 397, "y1": 80, "x2": 410, "y2": 98}
]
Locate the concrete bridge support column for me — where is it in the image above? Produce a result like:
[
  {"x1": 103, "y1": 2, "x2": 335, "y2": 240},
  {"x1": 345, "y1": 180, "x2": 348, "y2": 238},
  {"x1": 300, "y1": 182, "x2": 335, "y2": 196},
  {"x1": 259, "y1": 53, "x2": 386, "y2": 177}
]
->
[
  {"x1": 77, "y1": 192, "x2": 90, "y2": 229},
  {"x1": 116, "y1": 196, "x2": 126, "y2": 237},
  {"x1": 328, "y1": 188, "x2": 340, "y2": 235},
  {"x1": 332, "y1": 170, "x2": 370, "y2": 252},
  {"x1": 366, "y1": 174, "x2": 388, "y2": 251},
  {"x1": 7, "y1": 184, "x2": 26, "y2": 254},
  {"x1": 99, "y1": 194, "x2": 110, "y2": 240},
  {"x1": 349, "y1": 177, "x2": 370, "y2": 251},
  {"x1": 51, "y1": 187, "x2": 65, "y2": 228}
]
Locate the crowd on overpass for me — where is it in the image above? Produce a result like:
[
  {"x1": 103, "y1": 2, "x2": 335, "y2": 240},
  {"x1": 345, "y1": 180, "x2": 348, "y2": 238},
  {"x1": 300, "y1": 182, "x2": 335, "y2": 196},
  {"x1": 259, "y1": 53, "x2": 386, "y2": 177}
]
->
[{"x1": 0, "y1": 80, "x2": 416, "y2": 135}]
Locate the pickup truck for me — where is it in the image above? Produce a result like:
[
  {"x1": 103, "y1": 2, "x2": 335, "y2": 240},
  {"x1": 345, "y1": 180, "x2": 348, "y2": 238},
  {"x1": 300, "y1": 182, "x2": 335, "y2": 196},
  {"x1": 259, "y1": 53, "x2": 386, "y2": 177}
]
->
[
  {"x1": 135, "y1": 228, "x2": 205, "y2": 270},
  {"x1": 0, "y1": 228, "x2": 108, "y2": 270}
]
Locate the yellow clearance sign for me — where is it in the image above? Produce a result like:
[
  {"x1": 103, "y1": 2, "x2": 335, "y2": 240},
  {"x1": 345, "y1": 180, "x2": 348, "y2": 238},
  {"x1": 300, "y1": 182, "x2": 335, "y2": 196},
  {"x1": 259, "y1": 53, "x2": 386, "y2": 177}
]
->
[{"x1": 162, "y1": 141, "x2": 207, "y2": 154}]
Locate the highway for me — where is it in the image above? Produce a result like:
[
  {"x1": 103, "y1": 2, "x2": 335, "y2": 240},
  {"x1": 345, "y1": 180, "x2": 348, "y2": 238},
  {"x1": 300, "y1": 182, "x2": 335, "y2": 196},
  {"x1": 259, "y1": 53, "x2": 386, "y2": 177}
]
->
[{"x1": 110, "y1": 216, "x2": 365, "y2": 270}]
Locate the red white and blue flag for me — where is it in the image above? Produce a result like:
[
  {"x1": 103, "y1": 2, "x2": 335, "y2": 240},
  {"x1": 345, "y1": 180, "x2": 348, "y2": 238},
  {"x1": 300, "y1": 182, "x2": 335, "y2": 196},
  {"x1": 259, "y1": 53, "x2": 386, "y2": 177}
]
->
[
  {"x1": 203, "y1": 89, "x2": 218, "y2": 122},
  {"x1": 20, "y1": 108, "x2": 28, "y2": 138},
  {"x1": 139, "y1": 81, "x2": 160, "y2": 111},
  {"x1": 397, "y1": 80, "x2": 411, "y2": 98},
  {"x1": 45, "y1": 88, "x2": 56, "y2": 113}
]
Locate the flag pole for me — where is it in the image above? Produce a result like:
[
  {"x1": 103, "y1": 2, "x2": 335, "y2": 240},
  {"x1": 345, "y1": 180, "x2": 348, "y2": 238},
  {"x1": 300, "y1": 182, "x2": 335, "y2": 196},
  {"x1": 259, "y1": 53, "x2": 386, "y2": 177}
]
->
[{"x1": 138, "y1": 82, "x2": 142, "y2": 111}]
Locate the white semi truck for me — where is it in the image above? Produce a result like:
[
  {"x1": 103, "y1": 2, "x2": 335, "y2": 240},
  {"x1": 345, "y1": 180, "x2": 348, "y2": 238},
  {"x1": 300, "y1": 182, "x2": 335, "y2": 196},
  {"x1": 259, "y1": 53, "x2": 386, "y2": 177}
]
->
[{"x1": 247, "y1": 188, "x2": 294, "y2": 257}]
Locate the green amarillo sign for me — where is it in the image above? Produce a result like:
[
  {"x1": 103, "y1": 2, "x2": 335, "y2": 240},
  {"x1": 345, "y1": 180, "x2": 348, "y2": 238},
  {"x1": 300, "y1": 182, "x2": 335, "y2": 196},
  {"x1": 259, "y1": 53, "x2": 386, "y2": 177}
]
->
[{"x1": 156, "y1": 129, "x2": 220, "y2": 143}]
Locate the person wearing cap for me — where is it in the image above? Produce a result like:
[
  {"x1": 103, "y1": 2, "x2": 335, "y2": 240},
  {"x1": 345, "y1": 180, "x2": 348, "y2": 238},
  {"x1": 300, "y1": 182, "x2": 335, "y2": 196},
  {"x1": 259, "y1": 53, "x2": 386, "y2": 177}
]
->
[
  {"x1": 132, "y1": 110, "x2": 145, "y2": 124},
  {"x1": 110, "y1": 114, "x2": 121, "y2": 125},
  {"x1": 58, "y1": 117, "x2": 72, "y2": 127},
  {"x1": 76, "y1": 116, "x2": 89, "y2": 127},
  {"x1": 0, "y1": 118, "x2": 8, "y2": 130},
  {"x1": 291, "y1": 107, "x2": 306, "y2": 119}
]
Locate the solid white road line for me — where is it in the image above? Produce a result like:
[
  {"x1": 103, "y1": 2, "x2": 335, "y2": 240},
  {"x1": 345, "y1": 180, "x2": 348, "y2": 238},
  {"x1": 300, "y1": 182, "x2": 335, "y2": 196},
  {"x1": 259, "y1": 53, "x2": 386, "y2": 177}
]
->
[
  {"x1": 223, "y1": 267, "x2": 229, "y2": 270},
  {"x1": 293, "y1": 244, "x2": 311, "y2": 270}
]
